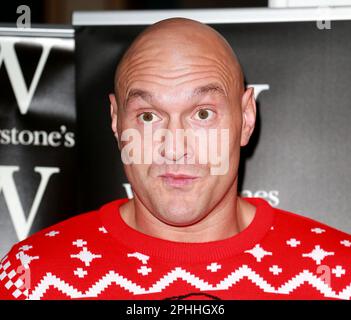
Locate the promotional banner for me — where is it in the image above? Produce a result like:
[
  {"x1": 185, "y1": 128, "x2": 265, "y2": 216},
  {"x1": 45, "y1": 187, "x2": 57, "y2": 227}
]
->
[
  {"x1": 0, "y1": 29, "x2": 76, "y2": 257},
  {"x1": 74, "y1": 18, "x2": 351, "y2": 234}
]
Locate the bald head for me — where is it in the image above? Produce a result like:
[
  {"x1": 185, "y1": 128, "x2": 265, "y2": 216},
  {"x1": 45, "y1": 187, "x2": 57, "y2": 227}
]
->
[{"x1": 114, "y1": 18, "x2": 244, "y2": 107}]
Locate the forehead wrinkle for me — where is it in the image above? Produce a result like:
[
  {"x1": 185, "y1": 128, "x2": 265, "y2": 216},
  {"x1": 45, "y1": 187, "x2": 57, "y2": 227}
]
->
[
  {"x1": 124, "y1": 69, "x2": 229, "y2": 85},
  {"x1": 124, "y1": 53, "x2": 233, "y2": 79},
  {"x1": 123, "y1": 61, "x2": 233, "y2": 91},
  {"x1": 117, "y1": 49, "x2": 243, "y2": 109},
  {"x1": 124, "y1": 73, "x2": 229, "y2": 105},
  {"x1": 117, "y1": 44, "x2": 240, "y2": 84},
  {"x1": 187, "y1": 55, "x2": 242, "y2": 91},
  {"x1": 120, "y1": 54, "x2": 238, "y2": 98},
  {"x1": 125, "y1": 81, "x2": 228, "y2": 111}
]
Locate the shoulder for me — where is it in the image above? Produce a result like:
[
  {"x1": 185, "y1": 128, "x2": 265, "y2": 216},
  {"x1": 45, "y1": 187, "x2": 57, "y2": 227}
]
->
[
  {"x1": 0, "y1": 199, "x2": 121, "y2": 300},
  {"x1": 272, "y1": 205, "x2": 351, "y2": 246},
  {"x1": 9, "y1": 204, "x2": 102, "y2": 253},
  {"x1": 253, "y1": 202, "x2": 351, "y2": 299},
  {"x1": 270, "y1": 206, "x2": 351, "y2": 284},
  {"x1": 246, "y1": 196, "x2": 351, "y2": 247}
]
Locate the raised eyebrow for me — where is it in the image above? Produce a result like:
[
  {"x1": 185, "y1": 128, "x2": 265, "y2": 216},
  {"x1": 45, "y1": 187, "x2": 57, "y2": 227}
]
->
[
  {"x1": 125, "y1": 89, "x2": 153, "y2": 107},
  {"x1": 192, "y1": 83, "x2": 227, "y2": 98}
]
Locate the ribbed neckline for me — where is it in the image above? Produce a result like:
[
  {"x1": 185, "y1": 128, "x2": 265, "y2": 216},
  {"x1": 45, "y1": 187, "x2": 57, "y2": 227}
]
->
[{"x1": 99, "y1": 197, "x2": 275, "y2": 263}]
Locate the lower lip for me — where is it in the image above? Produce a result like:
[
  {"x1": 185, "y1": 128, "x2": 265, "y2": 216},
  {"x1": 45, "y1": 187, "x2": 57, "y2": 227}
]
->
[{"x1": 161, "y1": 176, "x2": 198, "y2": 187}]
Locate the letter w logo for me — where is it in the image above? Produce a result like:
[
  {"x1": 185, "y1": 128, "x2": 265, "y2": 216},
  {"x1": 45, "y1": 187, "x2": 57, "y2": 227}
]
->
[
  {"x1": 0, "y1": 37, "x2": 54, "y2": 115},
  {"x1": 0, "y1": 166, "x2": 59, "y2": 240}
]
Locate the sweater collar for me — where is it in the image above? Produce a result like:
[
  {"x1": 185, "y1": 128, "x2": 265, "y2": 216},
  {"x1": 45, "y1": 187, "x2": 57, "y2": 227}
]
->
[{"x1": 99, "y1": 197, "x2": 275, "y2": 263}]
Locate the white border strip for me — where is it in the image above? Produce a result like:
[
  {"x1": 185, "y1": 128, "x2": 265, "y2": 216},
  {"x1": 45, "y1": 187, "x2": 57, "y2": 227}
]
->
[
  {"x1": 268, "y1": 0, "x2": 351, "y2": 8},
  {"x1": 0, "y1": 27, "x2": 74, "y2": 38},
  {"x1": 73, "y1": 7, "x2": 351, "y2": 26}
]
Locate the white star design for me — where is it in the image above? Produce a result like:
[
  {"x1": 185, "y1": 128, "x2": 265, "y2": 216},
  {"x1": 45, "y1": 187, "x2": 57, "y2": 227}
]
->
[
  {"x1": 73, "y1": 239, "x2": 87, "y2": 248},
  {"x1": 137, "y1": 265, "x2": 152, "y2": 276},
  {"x1": 206, "y1": 262, "x2": 222, "y2": 272},
  {"x1": 99, "y1": 227, "x2": 107, "y2": 234},
  {"x1": 45, "y1": 230, "x2": 59, "y2": 237},
  {"x1": 302, "y1": 245, "x2": 334, "y2": 265},
  {"x1": 286, "y1": 238, "x2": 301, "y2": 247},
  {"x1": 74, "y1": 268, "x2": 88, "y2": 278},
  {"x1": 332, "y1": 265, "x2": 346, "y2": 278},
  {"x1": 71, "y1": 247, "x2": 102, "y2": 267},
  {"x1": 311, "y1": 228, "x2": 325, "y2": 234},
  {"x1": 245, "y1": 244, "x2": 272, "y2": 262},
  {"x1": 19, "y1": 245, "x2": 32, "y2": 251},
  {"x1": 269, "y1": 265, "x2": 282, "y2": 275},
  {"x1": 127, "y1": 252, "x2": 150, "y2": 264},
  {"x1": 16, "y1": 251, "x2": 39, "y2": 269},
  {"x1": 340, "y1": 240, "x2": 351, "y2": 247}
]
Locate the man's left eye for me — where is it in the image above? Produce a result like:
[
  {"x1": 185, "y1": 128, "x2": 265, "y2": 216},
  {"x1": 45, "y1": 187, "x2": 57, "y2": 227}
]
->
[{"x1": 193, "y1": 108, "x2": 215, "y2": 121}]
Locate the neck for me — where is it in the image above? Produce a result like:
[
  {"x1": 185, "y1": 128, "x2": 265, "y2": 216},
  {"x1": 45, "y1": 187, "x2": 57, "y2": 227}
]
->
[{"x1": 119, "y1": 183, "x2": 256, "y2": 243}]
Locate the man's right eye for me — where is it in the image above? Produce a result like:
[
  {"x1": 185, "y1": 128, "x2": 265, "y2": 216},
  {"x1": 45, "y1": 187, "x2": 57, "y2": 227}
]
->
[{"x1": 137, "y1": 112, "x2": 161, "y2": 124}]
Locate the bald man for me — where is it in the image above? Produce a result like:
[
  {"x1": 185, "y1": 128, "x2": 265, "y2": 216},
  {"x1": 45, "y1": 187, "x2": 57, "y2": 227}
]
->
[{"x1": 1, "y1": 18, "x2": 350, "y2": 300}]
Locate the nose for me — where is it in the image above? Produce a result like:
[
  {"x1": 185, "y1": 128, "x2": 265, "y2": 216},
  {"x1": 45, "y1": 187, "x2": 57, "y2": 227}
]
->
[{"x1": 160, "y1": 117, "x2": 193, "y2": 163}]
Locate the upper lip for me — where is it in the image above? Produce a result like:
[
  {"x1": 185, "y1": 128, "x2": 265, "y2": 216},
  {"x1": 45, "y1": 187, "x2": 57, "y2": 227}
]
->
[{"x1": 159, "y1": 173, "x2": 199, "y2": 179}]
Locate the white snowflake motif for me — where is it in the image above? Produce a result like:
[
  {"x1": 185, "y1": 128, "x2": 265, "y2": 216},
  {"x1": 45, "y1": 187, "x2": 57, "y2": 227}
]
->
[
  {"x1": 206, "y1": 262, "x2": 222, "y2": 272},
  {"x1": 269, "y1": 265, "x2": 282, "y2": 275},
  {"x1": 137, "y1": 265, "x2": 152, "y2": 276},
  {"x1": 74, "y1": 268, "x2": 88, "y2": 278},
  {"x1": 16, "y1": 251, "x2": 39, "y2": 269},
  {"x1": 340, "y1": 240, "x2": 351, "y2": 248},
  {"x1": 127, "y1": 252, "x2": 150, "y2": 265},
  {"x1": 45, "y1": 230, "x2": 59, "y2": 237},
  {"x1": 245, "y1": 244, "x2": 272, "y2": 262},
  {"x1": 99, "y1": 227, "x2": 108, "y2": 234},
  {"x1": 286, "y1": 238, "x2": 301, "y2": 248},
  {"x1": 73, "y1": 239, "x2": 87, "y2": 248},
  {"x1": 71, "y1": 247, "x2": 102, "y2": 267},
  {"x1": 332, "y1": 265, "x2": 346, "y2": 278},
  {"x1": 302, "y1": 245, "x2": 334, "y2": 265},
  {"x1": 19, "y1": 245, "x2": 32, "y2": 251},
  {"x1": 311, "y1": 228, "x2": 325, "y2": 234}
]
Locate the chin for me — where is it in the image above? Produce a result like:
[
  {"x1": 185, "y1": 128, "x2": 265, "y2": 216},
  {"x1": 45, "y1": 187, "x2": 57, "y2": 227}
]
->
[{"x1": 158, "y1": 208, "x2": 202, "y2": 227}]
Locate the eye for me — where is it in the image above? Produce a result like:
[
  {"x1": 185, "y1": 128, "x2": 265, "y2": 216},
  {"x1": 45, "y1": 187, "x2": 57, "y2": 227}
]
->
[
  {"x1": 193, "y1": 108, "x2": 215, "y2": 121},
  {"x1": 137, "y1": 112, "x2": 161, "y2": 124}
]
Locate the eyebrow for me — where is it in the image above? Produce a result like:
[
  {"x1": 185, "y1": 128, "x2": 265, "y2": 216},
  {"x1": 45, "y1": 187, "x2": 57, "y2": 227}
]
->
[
  {"x1": 124, "y1": 82, "x2": 226, "y2": 107},
  {"x1": 193, "y1": 83, "x2": 226, "y2": 98}
]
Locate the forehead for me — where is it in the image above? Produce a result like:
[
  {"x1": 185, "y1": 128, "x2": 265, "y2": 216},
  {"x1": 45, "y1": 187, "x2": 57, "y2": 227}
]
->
[
  {"x1": 125, "y1": 81, "x2": 228, "y2": 108},
  {"x1": 119, "y1": 58, "x2": 234, "y2": 106}
]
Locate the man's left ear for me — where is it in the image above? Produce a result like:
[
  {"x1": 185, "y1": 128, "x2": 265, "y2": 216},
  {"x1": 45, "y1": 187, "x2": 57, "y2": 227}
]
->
[{"x1": 240, "y1": 86, "x2": 256, "y2": 147}]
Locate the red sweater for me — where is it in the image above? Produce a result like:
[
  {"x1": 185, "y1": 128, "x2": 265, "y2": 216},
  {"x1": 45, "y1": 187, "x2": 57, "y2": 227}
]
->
[{"x1": 0, "y1": 197, "x2": 350, "y2": 300}]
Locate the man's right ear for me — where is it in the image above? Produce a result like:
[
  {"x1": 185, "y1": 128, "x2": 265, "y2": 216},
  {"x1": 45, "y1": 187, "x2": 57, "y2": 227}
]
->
[{"x1": 109, "y1": 93, "x2": 120, "y2": 149}]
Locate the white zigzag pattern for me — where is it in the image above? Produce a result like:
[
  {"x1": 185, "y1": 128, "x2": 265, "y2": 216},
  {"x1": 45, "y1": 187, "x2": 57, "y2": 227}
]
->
[{"x1": 27, "y1": 265, "x2": 349, "y2": 300}]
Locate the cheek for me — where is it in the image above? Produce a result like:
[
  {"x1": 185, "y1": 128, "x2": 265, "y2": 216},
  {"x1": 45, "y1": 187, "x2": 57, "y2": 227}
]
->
[{"x1": 123, "y1": 164, "x2": 150, "y2": 187}]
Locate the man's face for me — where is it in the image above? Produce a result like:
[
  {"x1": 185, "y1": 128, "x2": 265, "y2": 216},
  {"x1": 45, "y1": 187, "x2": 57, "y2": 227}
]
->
[{"x1": 112, "y1": 26, "x2": 251, "y2": 227}]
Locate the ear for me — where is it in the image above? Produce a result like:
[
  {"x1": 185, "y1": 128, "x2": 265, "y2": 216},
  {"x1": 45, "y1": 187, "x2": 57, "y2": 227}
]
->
[
  {"x1": 109, "y1": 93, "x2": 118, "y2": 134},
  {"x1": 109, "y1": 93, "x2": 120, "y2": 149},
  {"x1": 240, "y1": 86, "x2": 256, "y2": 147}
]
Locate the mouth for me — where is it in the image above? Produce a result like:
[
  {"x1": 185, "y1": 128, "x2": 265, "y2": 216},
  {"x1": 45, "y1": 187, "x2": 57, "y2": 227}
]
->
[{"x1": 159, "y1": 173, "x2": 199, "y2": 188}]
